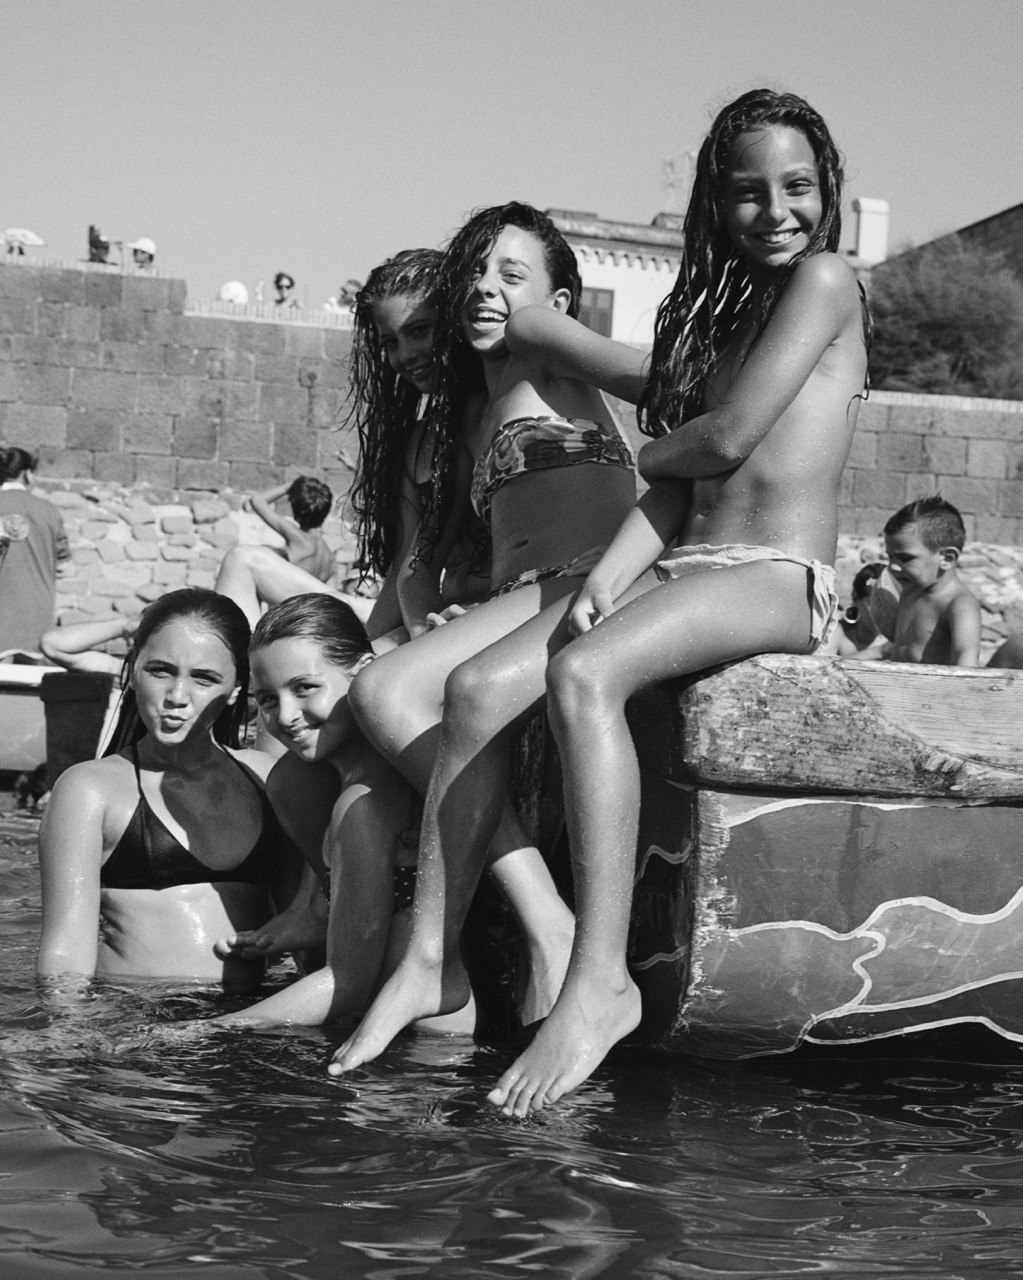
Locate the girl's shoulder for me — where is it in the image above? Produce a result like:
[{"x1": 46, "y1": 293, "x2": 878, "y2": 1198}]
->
[
  {"x1": 787, "y1": 252, "x2": 861, "y2": 298},
  {"x1": 47, "y1": 752, "x2": 130, "y2": 810}
]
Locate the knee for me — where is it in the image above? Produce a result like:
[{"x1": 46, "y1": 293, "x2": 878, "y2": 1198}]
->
[
  {"x1": 349, "y1": 658, "x2": 393, "y2": 733},
  {"x1": 546, "y1": 645, "x2": 617, "y2": 723},
  {"x1": 443, "y1": 657, "x2": 504, "y2": 738}
]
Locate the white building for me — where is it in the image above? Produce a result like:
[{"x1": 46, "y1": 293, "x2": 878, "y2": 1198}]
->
[{"x1": 548, "y1": 209, "x2": 682, "y2": 348}]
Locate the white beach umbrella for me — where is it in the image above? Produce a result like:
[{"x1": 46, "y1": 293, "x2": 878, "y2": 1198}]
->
[{"x1": 3, "y1": 228, "x2": 45, "y2": 247}]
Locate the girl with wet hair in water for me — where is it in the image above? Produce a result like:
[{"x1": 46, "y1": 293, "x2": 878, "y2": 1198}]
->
[{"x1": 37, "y1": 588, "x2": 302, "y2": 991}]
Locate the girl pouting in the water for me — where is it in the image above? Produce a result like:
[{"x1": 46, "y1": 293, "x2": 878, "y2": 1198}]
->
[{"x1": 37, "y1": 589, "x2": 302, "y2": 992}]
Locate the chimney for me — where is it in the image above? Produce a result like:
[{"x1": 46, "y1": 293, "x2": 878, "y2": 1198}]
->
[{"x1": 852, "y1": 198, "x2": 889, "y2": 266}]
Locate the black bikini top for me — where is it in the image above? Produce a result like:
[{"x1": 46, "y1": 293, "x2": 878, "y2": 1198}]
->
[{"x1": 100, "y1": 745, "x2": 280, "y2": 891}]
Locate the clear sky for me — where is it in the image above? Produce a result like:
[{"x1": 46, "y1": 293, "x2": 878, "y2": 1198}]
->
[{"x1": 2, "y1": 0, "x2": 1021, "y2": 307}]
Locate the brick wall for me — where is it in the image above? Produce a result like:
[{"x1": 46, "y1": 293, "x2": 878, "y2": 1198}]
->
[
  {"x1": 840, "y1": 389, "x2": 1023, "y2": 543},
  {"x1": 0, "y1": 261, "x2": 356, "y2": 497}
]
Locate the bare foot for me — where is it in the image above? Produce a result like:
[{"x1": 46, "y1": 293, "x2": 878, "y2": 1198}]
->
[
  {"x1": 519, "y1": 919, "x2": 574, "y2": 1026},
  {"x1": 327, "y1": 954, "x2": 471, "y2": 1076},
  {"x1": 214, "y1": 901, "x2": 328, "y2": 961},
  {"x1": 488, "y1": 973, "x2": 641, "y2": 1117}
]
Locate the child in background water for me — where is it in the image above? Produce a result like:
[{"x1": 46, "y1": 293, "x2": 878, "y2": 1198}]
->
[{"x1": 882, "y1": 495, "x2": 981, "y2": 666}]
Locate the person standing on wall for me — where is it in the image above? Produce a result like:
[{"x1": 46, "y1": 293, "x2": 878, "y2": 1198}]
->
[{"x1": 0, "y1": 447, "x2": 70, "y2": 657}]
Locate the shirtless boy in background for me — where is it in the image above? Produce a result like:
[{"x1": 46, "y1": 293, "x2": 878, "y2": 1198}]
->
[{"x1": 883, "y1": 495, "x2": 981, "y2": 667}]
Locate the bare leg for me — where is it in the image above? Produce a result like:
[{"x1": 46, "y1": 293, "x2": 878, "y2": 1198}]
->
[
  {"x1": 330, "y1": 579, "x2": 581, "y2": 1073},
  {"x1": 490, "y1": 560, "x2": 818, "y2": 1115},
  {"x1": 214, "y1": 544, "x2": 342, "y2": 629}
]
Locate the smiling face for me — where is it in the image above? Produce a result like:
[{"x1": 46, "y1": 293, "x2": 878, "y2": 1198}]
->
[
  {"x1": 460, "y1": 224, "x2": 570, "y2": 358},
  {"x1": 723, "y1": 124, "x2": 822, "y2": 273},
  {"x1": 250, "y1": 637, "x2": 363, "y2": 764},
  {"x1": 884, "y1": 525, "x2": 951, "y2": 593},
  {"x1": 130, "y1": 616, "x2": 240, "y2": 746},
  {"x1": 372, "y1": 293, "x2": 438, "y2": 395}
]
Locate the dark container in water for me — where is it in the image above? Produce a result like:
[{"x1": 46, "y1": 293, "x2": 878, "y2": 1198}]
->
[{"x1": 40, "y1": 671, "x2": 115, "y2": 785}]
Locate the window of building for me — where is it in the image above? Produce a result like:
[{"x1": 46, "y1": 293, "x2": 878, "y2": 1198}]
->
[{"x1": 578, "y1": 287, "x2": 614, "y2": 337}]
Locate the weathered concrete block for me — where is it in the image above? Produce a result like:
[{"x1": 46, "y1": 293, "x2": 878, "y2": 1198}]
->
[
  {"x1": 185, "y1": 568, "x2": 216, "y2": 589},
  {"x1": 235, "y1": 323, "x2": 286, "y2": 360},
  {"x1": 175, "y1": 315, "x2": 236, "y2": 347},
  {"x1": 37, "y1": 270, "x2": 86, "y2": 306},
  {"x1": 18, "y1": 362, "x2": 72, "y2": 405},
  {"x1": 136, "y1": 582, "x2": 166, "y2": 602},
  {"x1": 936, "y1": 475, "x2": 1000, "y2": 516},
  {"x1": 67, "y1": 409, "x2": 124, "y2": 452},
  {"x1": 65, "y1": 306, "x2": 101, "y2": 343},
  {"x1": 132, "y1": 523, "x2": 160, "y2": 542},
  {"x1": 284, "y1": 327, "x2": 326, "y2": 360},
  {"x1": 167, "y1": 532, "x2": 196, "y2": 547},
  {"x1": 996, "y1": 480, "x2": 1023, "y2": 519},
  {"x1": 259, "y1": 382, "x2": 307, "y2": 424},
  {"x1": 0, "y1": 404, "x2": 67, "y2": 448},
  {"x1": 100, "y1": 305, "x2": 148, "y2": 344},
  {"x1": 218, "y1": 421, "x2": 273, "y2": 462},
  {"x1": 37, "y1": 447, "x2": 92, "y2": 478},
  {"x1": 878, "y1": 431, "x2": 925, "y2": 472},
  {"x1": 254, "y1": 353, "x2": 300, "y2": 384},
  {"x1": 136, "y1": 375, "x2": 184, "y2": 416},
  {"x1": 37, "y1": 302, "x2": 65, "y2": 337},
  {"x1": 124, "y1": 276, "x2": 170, "y2": 310},
  {"x1": 42, "y1": 339, "x2": 102, "y2": 369},
  {"x1": 966, "y1": 439, "x2": 1008, "y2": 480},
  {"x1": 72, "y1": 368, "x2": 137, "y2": 413},
  {"x1": 93, "y1": 452, "x2": 135, "y2": 484},
  {"x1": 177, "y1": 458, "x2": 228, "y2": 490},
  {"x1": 973, "y1": 515, "x2": 1020, "y2": 544},
  {"x1": 171, "y1": 415, "x2": 216, "y2": 459},
  {"x1": 851, "y1": 469, "x2": 907, "y2": 512},
  {"x1": 72, "y1": 546, "x2": 100, "y2": 565},
  {"x1": 0, "y1": 299, "x2": 35, "y2": 332},
  {"x1": 922, "y1": 436, "x2": 967, "y2": 476},
  {"x1": 124, "y1": 413, "x2": 173, "y2": 455},
  {"x1": 83, "y1": 272, "x2": 124, "y2": 308},
  {"x1": 163, "y1": 345, "x2": 205, "y2": 377},
  {"x1": 228, "y1": 462, "x2": 282, "y2": 491},
  {"x1": 101, "y1": 341, "x2": 163, "y2": 375}
]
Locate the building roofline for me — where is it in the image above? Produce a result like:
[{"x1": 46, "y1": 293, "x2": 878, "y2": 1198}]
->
[{"x1": 547, "y1": 208, "x2": 684, "y2": 256}]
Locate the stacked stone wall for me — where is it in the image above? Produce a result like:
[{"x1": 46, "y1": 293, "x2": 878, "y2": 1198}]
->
[
  {"x1": 842, "y1": 390, "x2": 1023, "y2": 543},
  {"x1": 0, "y1": 261, "x2": 356, "y2": 497}
]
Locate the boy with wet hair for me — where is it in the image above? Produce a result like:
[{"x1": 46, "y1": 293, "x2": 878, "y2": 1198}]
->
[
  {"x1": 246, "y1": 476, "x2": 335, "y2": 583},
  {"x1": 883, "y1": 494, "x2": 981, "y2": 666}
]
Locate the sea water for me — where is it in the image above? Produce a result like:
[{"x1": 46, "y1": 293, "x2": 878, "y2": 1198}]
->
[{"x1": 4, "y1": 808, "x2": 1023, "y2": 1279}]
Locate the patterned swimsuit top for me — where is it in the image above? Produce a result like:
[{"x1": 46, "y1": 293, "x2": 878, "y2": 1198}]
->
[{"x1": 469, "y1": 415, "x2": 635, "y2": 529}]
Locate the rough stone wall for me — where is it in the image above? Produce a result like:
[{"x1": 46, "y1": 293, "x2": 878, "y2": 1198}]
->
[
  {"x1": 0, "y1": 261, "x2": 356, "y2": 497},
  {"x1": 841, "y1": 390, "x2": 1023, "y2": 542},
  {"x1": 42, "y1": 481, "x2": 360, "y2": 631}
]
